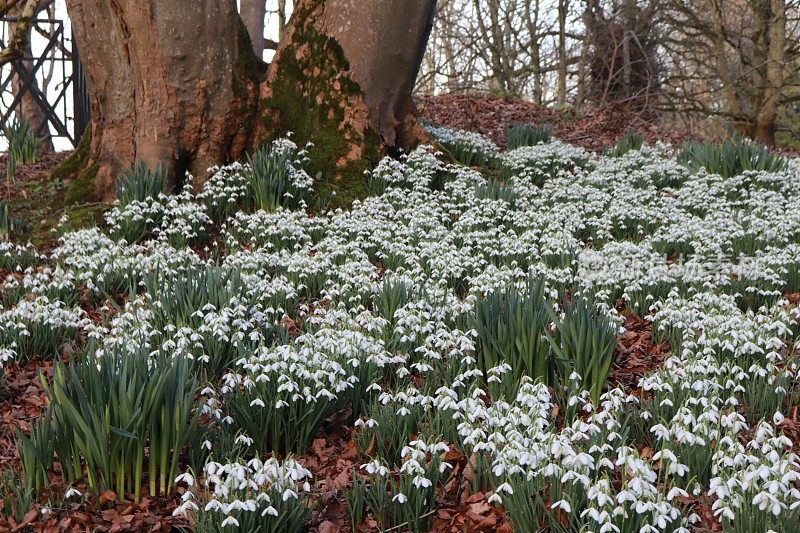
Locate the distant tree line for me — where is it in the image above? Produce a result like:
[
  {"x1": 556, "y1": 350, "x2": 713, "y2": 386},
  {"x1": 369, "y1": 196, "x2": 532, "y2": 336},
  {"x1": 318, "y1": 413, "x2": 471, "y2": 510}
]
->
[
  {"x1": 3, "y1": 0, "x2": 798, "y2": 150},
  {"x1": 418, "y1": 0, "x2": 800, "y2": 146}
]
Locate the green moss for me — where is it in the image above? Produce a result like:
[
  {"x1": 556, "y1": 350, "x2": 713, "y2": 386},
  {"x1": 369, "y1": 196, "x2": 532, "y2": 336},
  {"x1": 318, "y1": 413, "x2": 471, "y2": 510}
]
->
[
  {"x1": 7, "y1": 134, "x2": 108, "y2": 249},
  {"x1": 63, "y1": 203, "x2": 106, "y2": 231},
  {"x1": 36, "y1": 126, "x2": 104, "y2": 243},
  {"x1": 50, "y1": 126, "x2": 91, "y2": 183},
  {"x1": 260, "y1": 4, "x2": 383, "y2": 206},
  {"x1": 64, "y1": 163, "x2": 99, "y2": 206}
]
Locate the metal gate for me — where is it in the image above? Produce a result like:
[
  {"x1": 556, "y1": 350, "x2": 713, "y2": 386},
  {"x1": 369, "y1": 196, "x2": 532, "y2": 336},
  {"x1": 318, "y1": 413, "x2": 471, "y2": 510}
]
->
[{"x1": 0, "y1": 17, "x2": 90, "y2": 148}]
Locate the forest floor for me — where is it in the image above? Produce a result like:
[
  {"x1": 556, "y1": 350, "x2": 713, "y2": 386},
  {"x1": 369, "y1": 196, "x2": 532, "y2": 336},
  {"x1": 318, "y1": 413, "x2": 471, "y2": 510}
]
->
[
  {"x1": 1, "y1": 97, "x2": 797, "y2": 532},
  {"x1": 0, "y1": 151, "x2": 104, "y2": 252},
  {"x1": 0, "y1": 99, "x2": 723, "y2": 531},
  {"x1": 0, "y1": 97, "x2": 688, "y2": 251},
  {"x1": 416, "y1": 95, "x2": 691, "y2": 151},
  {"x1": 0, "y1": 308, "x2": 672, "y2": 532}
]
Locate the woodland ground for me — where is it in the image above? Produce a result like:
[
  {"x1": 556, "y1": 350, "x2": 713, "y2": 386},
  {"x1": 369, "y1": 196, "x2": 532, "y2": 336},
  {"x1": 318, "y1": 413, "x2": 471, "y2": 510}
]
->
[{"x1": 0, "y1": 97, "x2": 798, "y2": 532}]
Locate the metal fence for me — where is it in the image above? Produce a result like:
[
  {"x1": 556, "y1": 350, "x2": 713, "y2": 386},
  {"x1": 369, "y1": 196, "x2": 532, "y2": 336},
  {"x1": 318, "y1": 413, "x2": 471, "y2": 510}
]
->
[{"x1": 0, "y1": 17, "x2": 90, "y2": 149}]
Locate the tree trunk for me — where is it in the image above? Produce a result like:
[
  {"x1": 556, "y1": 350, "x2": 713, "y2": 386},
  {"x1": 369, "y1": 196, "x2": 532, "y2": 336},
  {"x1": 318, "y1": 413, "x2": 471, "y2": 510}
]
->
[
  {"x1": 241, "y1": 0, "x2": 266, "y2": 58},
  {"x1": 523, "y1": 0, "x2": 543, "y2": 105},
  {"x1": 439, "y1": 1, "x2": 461, "y2": 93},
  {"x1": 61, "y1": 0, "x2": 435, "y2": 204},
  {"x1": 708, "y1": 0, "x2": 748, "y2": 134},
  {"x1": 556, "y1": 0, "x2": 568, "y2": 106},
  {"x1": 473, "y1": 0, "x2": 508, "y2": 94},
  {"x1": 8, "y1": 1, "x2": 54, "y2": 153},
  {"x1": 531, "y1": 40, "x2": 542, "y2": 105},
  {"x1": 258, "y1": 0, "x2": 436, "y2": 199},
  {"x1": 62, "y1": 0, "x2": 260, "y2": 201},
  {"x1": 574, "y1": 5, "x2": 591, "y2": 109},
  {"x1": 753, "y1": 0, "x2": 785, "y2": 146}
]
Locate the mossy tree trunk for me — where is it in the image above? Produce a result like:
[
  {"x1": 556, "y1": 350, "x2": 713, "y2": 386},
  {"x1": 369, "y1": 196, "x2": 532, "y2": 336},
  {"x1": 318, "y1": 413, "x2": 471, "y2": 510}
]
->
[
  {"x1": 63, "y1": 0, "x2": 260, "y2": 201},
  {"x1": 259, "y1": 0, "x2": 436, "y2": 198},
  {"x1": 62, "y1": 0, "x2": 436, "y2": 202}
]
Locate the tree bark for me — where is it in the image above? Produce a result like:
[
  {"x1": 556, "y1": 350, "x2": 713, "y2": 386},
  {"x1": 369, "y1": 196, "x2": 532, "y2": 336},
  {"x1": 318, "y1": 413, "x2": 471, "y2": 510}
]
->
[
  {"x1": 574, "y1": 4, "x2": 592, "y2": 109},
  {"x1": 62, "y1": 0, "x2": 260, "y2": 200},
  {"x1": 556, "y1": 0, "x2": 568, "y2": 106},
  {"x1": 258, "y1": 0, "x2": 435, "y2": 197},
  {"x1": 524, "y1": 0, "x2": 543, "y2": 105},
  {"x1": 708, "y1": 0, "x2": 748, "y2": 134},
  {"x1": 753, "y1": 0, "x2": 785, "y2": 145},
  {"x1": 240, "y1": 0, "x2": 265, "y2": 58},
  {"x1": 473, "y1": 0, "x2": 509, "y2": 93},
  {"x1": 61, "y1": 0, "x2": 435, "y2": 203}
]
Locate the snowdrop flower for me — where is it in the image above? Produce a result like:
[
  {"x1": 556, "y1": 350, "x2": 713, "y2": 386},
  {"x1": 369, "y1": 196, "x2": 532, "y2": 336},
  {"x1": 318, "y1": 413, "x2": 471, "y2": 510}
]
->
[
  {"x1": 362, "y1": 460, "x2": 389, "y2": 477},
  {"x1": 220, "y1": 516, "x2": 239, "y2": 527},
  {"x1": 174, "y1": 472, "x2": 194, "y2": 486},
  {"x1": 10, "y1": 134, "x2": 800, "y2": 533},
  {"x1": 551, "y1": 499, "x2": 571, "y2": 512}
]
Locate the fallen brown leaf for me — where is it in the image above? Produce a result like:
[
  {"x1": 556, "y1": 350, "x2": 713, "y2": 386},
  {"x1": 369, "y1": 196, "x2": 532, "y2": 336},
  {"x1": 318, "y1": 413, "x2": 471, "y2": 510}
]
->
[
  {"x1": 318, "y1": 521, "x2": 340, "y2": 533},
  {"x1": 98, "y1": 490, "x2": 118, "y2": 506},
  {"x1": 468, "y1": 501, "x2": 491, "y2": 515},
  {"x1": 11, "y1": 508, "x2": 39, "y2": 532}
]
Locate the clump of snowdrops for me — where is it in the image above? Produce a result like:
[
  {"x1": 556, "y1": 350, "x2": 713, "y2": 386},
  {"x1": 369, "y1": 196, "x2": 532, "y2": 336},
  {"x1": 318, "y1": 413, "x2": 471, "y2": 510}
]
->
[{"x1": 2, "y1": 128, "x2": 799, "y2": 533}]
